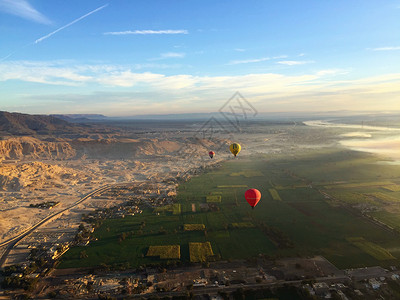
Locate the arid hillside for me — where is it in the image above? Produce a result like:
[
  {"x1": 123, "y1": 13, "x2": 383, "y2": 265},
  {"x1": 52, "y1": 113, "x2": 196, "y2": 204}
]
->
[
  {"x1": 0, "y1": 137, "x2": 76, "y2": 160},
  {"x1": 0, "y1": 161, "x2": 89, "y2": 191}
]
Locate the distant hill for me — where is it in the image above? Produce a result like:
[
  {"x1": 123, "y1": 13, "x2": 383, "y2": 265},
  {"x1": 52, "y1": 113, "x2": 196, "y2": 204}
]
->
[
  {"x1": 0, "y1": 111, "x2": 78, "y2": 135},
  {"x1": 50, "y1": 114, "x2": 107, "y2": 123}
]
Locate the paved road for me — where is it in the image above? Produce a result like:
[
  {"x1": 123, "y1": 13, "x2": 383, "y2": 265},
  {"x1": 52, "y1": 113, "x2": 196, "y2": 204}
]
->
[{"x1": 0, "y1": 184, "x2": 112, "y2": 268}]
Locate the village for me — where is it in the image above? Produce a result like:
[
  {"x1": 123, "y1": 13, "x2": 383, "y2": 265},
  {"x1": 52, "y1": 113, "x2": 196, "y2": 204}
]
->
[{"x1": 4, "y1": 252, "x2": 400, "y2": 299}]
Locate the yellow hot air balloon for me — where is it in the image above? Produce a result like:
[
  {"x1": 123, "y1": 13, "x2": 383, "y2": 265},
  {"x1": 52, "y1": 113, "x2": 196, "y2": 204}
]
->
[{"x1": 229, "y1": 143, "x2": 241, "y2": 157}]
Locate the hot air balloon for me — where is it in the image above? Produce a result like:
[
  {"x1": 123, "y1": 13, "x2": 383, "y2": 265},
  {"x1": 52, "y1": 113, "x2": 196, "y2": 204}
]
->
[
  {"x1": 229, "y1": 143, "x2": 241, "y2": 157},
  {"x1": 209, "y1": 151, "x2": 215, "y2": 159},
  {"x1": 245, "y1": 188, "x2": 261, "y2": 209}
]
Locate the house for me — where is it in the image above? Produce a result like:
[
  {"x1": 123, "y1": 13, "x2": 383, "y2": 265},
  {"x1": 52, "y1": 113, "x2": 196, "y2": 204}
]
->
[{"x1": 369, "y1": 278, "x2": 381, "y2": 290}]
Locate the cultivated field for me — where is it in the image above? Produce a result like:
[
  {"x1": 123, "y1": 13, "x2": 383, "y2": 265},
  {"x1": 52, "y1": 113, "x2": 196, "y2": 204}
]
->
[
  {"x1": 147, "y1": 245, "x2": 181, "y2": 259},
  {"x1": 60, "y1": 148, "x2": 400, "y2": 269}
]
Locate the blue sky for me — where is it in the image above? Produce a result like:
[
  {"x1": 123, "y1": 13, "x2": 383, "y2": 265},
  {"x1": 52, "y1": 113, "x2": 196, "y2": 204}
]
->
[{"x1": 0, "y1": 0, "x2": 400, "y2": 116}]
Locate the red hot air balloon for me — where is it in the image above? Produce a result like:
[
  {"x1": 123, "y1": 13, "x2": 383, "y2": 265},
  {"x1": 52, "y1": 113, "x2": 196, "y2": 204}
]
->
[
  {"x1": 245, "y1": 189, "x2": 261, "y2": 208},
  {"x1": 209, "y1": 151, "x2": 215, "y2": 159}
]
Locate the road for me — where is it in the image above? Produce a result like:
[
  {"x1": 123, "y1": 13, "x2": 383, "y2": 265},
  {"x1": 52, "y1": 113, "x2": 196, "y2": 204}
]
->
[
  {"x1": 126, "y1": 274, "x2": 351, "y2": 299},
  {"x1": 0, "y1": 184, "x2": 112, "y2": 268}
]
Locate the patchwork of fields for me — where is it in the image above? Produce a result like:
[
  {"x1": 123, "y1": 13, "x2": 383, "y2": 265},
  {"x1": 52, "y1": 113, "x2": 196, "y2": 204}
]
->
[{"x1": 59, "y1": 149, "x2": 400, "y2": 269}]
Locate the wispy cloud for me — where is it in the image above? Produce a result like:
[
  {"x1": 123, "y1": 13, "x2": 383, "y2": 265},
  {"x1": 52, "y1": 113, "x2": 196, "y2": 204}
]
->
[
  {"x1": 161, "y1": 52, "x2": 185, "y2": 58},
  {"x1": 316, "y1": 69, "x2": 349, "y2": 76},
  {"x1": 234, "y1": 48, "x2": 246, "y2": 52},
  {"x1": 273, "y1": 55, "x2": 288, "y2": 59},
  {"x1": 35, "y1": 4, "x2": 108, "y2": 44},
  {"x1": 0, "y1": 0, "x2": 51, "y2": 24},
  {"x1": 104, "y1": 29, "x2": 188, "y2": 35},
  {"x1": 277, "y1": 60, "x2": 314, "y2": 66},
  {"x1": 370, "y1": 46, "x2": 400, "y2": 51},
  {"x1": 228, "y1": 57, "x2": 270, "y2": 65},
  {"x1": 148, "y1": 52, "x2": 186, "y2": 61}
]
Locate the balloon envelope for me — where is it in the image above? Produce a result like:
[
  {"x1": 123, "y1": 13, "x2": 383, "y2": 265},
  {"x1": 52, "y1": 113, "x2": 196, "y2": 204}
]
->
[
  {"x1": 209, "y1": 151, "x2": 215, "y2": 158},
  {"x1": 229, "y1": 143, "x2": 241, "y2": 157},
  {"x1": 245, "y1": 188, "x2": 261, "y2": 208}
]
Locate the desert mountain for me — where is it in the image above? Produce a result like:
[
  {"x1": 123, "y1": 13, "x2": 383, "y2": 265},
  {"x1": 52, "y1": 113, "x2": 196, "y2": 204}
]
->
[{"x1": 0, "y1": 111, "x2": 80, "y2": 135}]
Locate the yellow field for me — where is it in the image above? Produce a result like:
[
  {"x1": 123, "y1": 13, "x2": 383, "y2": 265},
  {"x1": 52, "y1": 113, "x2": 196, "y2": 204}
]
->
[
  {"x1": 172, "y1": 203, "x2": 181, "y2": 214},
  {"x1": 184, "y1": 224, "x2": 206, "y2": 231},
  {"x1": 269, "y1": 188, "x2": 282, "y2": 201},
  {"x1": 189, "y1": 242, "x2": 214, "y2": 262},
  {"x1": 231, "y1": 222, "x2": 255, "y2": 228},
  {"x1": 367, "y1": 192, "x2": 400, "y2": 203},
  {"x1": 146, "y1": 245, "x2": 180, "y2": 259},
  {"x1": 346, "y1": 237, "x2": 395, "y2": 260},
  {"x1": 230, "y1": 170, "x2": 264, "y2": 178},
  {"x1": 382, "y1": 185, "x2": 400, "y2": 192},
  {"x1": 206, "y1": 195, "x2": 221, "y2": 203}
]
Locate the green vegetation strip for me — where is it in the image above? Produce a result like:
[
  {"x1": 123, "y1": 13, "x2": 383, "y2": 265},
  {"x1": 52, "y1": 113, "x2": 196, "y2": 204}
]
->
[
  {"x1": 230, "y1": 170, "x2": 264, "y2": 177},
  {"x1": 346, "y1": 237, "x2": 395, "y2": 260},
  {"x1": 206, "y1": 195, "x2": 221, "y2": 203},
  {"x1": 324, "y1": 181, "x2": 394, "y2": 189},
  {"x1": 231, "y1": 222, "x2": 255, "y2": 228},
  {"x1": 217, "y1": 185, "x2": 248, "y2": 188}
]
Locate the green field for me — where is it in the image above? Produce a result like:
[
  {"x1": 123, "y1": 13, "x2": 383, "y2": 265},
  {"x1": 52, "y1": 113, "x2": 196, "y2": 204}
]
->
[
  {"x1": 206, "y1": 195, "x2": 222, "y2": 203},
  {"x1": 346, "y1": 237, "x2": 395, "y2": 260},
  {"x1": 59, "y1": 149, "x2": 400, "y2": 269},
  {"x1": 230, "y1": 170, "x2": 264, "y2": 177},
  {"x1": 154, "y1": 203, "x2": 181, "y2": 215}
]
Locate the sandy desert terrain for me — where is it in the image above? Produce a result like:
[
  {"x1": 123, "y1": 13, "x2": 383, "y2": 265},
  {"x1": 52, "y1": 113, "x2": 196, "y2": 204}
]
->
[{"x1": 0, "y1": 120, "x2": 233, "y2": 247}]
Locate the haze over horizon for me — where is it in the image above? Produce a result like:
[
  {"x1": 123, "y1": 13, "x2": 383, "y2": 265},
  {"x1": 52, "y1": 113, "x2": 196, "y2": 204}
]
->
[{"x1": 1, "y1": 0, "x2": 400, "y2": 116}]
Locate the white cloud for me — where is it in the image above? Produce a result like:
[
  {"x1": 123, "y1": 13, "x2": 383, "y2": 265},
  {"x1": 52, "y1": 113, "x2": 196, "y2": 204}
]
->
[
  {"x1": 104, "y1": 29, "x2": 188, "y2": 35},
  {"x1": 0, "y1": 61, "x2": 91, "y2": 85},
  {"x1": 161, "y1": 52, "x2": 185, "y2": 58},
  {"x1": 234, "y1": 48, "x2": 246, "y2": 52},
  {"x1": 370, "y1": 46, "x2": 400, "y2": 51},
  {"x1": 277, "y1": 60, "x2": 314, "y2": 66},
  {"x1": 2, "y1": 60, "x2": 400, "y2": 114},
  {"x1": 0, "y1": 0, "x2": 51, "y2": 24},
  {"x1": 228, "y1": 57, "x2": 270, "y2": 65}
]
